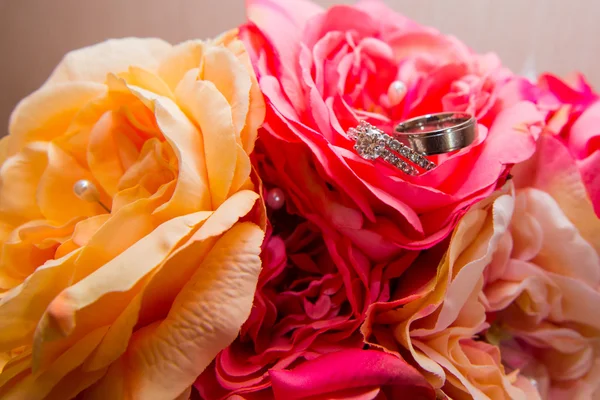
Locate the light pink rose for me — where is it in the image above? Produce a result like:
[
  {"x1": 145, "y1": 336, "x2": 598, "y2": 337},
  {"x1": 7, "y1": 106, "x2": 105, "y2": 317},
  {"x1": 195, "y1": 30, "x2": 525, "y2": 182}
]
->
[
  {"x1": 362, "y1": 186, "x2": 531, "y2": 400},
  {"x1": 364, "y1": 131, "x2": 600, "y2": 399},
  {"x1": 242, "y1": 0, "x2": 542, "y2": 259},
  {"x1": 484, "y1": 134, "x2": 600, "y2": 399}
]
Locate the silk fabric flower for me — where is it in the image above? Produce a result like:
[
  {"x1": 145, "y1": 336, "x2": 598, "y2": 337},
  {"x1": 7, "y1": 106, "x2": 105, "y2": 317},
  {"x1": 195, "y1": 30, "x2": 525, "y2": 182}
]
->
[
  {"x1": 363, "y1": 186, "x2": 529, "y2": 400},
  {"x1": 533, "y1": 73, "x2": 600, "y2": 216},
  {"x1": 0, "y1": 31, "x2": 266, "y2": 399},
  {"x1": 196, "y1": 186, "x2": 435, "y2": 399},
  {"x1": 241, "y1": 0, "x2": 542, "y2": 259},
  {"x1": 364, "y1": 132, "x2": 600, "y2": 399},
  {"x1": 487, "y1": 133, "x2": 600, "y2": 399}
]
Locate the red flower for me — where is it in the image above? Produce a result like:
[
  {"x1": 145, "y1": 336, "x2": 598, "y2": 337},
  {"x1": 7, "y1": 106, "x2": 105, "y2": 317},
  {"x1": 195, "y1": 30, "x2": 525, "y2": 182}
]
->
[{"x1": 195, "y1": 165, "x2": 427, "y2": 397}]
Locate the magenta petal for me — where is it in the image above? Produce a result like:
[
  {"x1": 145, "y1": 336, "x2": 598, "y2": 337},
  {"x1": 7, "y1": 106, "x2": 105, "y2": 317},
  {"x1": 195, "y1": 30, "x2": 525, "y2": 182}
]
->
[
  {"x1": 269, "y1": 349, "x2": 435, "y2": 400},
  {"x1": 538, "y1": 73, "x2": 597, "y2": 106}
]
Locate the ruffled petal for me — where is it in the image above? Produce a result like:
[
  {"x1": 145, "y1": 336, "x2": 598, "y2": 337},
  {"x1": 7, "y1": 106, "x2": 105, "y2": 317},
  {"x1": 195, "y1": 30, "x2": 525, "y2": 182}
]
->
[
  {"x1": 44, "y1": 38, "x2": 172, "y2": 86},
  {"x1": 121, "y1": 222, "x2": 264, "y2": 399},
  {"x1": 7, "y1": 83, "x2": 105, "y2": 155},
  {"x1": 269, "y1": 349, "x2": 435, "y2": 400}
]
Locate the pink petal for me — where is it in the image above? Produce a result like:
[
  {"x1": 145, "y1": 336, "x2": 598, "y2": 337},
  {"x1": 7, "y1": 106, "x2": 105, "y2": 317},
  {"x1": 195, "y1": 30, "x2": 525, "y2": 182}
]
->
[
  {"x1": 568, "y1": 101, "x2": 600, "y2": 159},
  {"x1": 269, "y1": 349, "x2": 435, "y2": 400}
]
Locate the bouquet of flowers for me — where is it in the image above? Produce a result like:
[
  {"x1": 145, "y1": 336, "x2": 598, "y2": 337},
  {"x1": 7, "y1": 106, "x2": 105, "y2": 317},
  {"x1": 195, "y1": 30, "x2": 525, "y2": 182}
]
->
[{"x1": 1, "y1": 1, "x2": 598, "y2": 399}]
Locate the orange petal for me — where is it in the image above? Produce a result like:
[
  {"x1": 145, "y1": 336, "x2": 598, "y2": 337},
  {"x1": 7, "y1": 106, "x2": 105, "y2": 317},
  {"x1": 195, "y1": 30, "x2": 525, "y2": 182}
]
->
[
  {"x1": 7, "y1": 82, "x2": 105, "y2": 156},
  {"x1": 82, "y1": 292, "x2": 144, "y2": 372},
  {"x1": 33, "y1": 211, "x2": 212, "y2": 370},
  {"x1": 44, "y1": 366, "x2": 108, "y2": 400},
  {"x1": 79, "y1": 357, "x2": 125, "y2": 400},
  {"x1": 70, "y1": 179, "x2": 174, "y2": 284},
  {"x1": 0, "y1": 219, "x2": 80, "y2": 289},
  {"x1": 37, "y1": 143, "x2": 107, "y2": 225},
  {"x1": 123, "y1": 221, "x2": 264, "y2": 399},
  {"x1": 202, "y1": 44, "x2": 252, "y2": 142},
  {"x1": 119, "y1": 66, "x2": 175, "y2": 100},
  {"x1": 55, "y1": 215, "x2": 111, "y2": 259},
  {"x1": 111, "y1": 185, "x2": 153, "y2": 213},
  {"x1": 0, "y1": 349, "x2": 33, "y2": 388},
  {"x1": 0, "y1": 142, "x2": 48, "y2": 226},
  {"x1": 175, "y1": 70, "x2": 237, "y2": 209},
  {"x1": 0, "y1": 249, "x2": 81, "y2": 353},
  {"x1": 83, "y1": 190, "x2": 258, "y2": 372},
  {"x1": 137, "y1": 190, "x2": 259, "y2": 325},
  {"x1": 115, "y1": 78, "x2": 212, "y2": 217},
  {"x1": 88, "y1": 111, "x2": 142, "y2": 196},
  {"x1": 220, "y1": 38, "x2": 265, "y2": 154},
  {"x1": 0, "y1": 326, "x2": 108, "y2": 400},
  {"x1": 117, "y1": 138, "x2": 176, "y2": 196},
  {"x1": 229, "y1": 144, "x2": 253, "y2": 197},
  {"x1": 158, "y1": 41, "x2": 204, "y2": 91},
  {"x1": 77, "y1": 192, "x2": 260, "y2": 398},
  {"x1": 44, "y1": 38, "x2": 172, "y2": 86}
]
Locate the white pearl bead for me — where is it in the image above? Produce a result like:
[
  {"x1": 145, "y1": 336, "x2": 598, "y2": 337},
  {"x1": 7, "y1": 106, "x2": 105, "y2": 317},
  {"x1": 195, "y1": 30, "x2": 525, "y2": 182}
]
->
[
  {"x1": 529, "y1": 377, "x2": 539, "y2": 390},
  {"x1": 73, "y1": 179, "x2": 100, "y2": 203},
  {"x1": 388, "y1": 80, "x2": 407, "y2": 107},
  {"x1": 266, "y1": 188, "x2": 285, "y2": 210}
]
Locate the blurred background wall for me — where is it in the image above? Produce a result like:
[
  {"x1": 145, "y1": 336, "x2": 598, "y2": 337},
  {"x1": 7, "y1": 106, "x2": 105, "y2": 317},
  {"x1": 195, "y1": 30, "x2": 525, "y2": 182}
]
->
[{"x1": 1, "y1": 0, "x2": 599, "y2": 134}]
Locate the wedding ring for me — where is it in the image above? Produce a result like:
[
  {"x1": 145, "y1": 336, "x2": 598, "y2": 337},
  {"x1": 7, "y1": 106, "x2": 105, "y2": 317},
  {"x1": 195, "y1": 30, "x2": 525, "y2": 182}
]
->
[
  {"x1": 348, "y1": 121, "x2": 436, "y2": 175},
  {"x1": 394, "y1": 112, "x2": 476, "y2": 155}
]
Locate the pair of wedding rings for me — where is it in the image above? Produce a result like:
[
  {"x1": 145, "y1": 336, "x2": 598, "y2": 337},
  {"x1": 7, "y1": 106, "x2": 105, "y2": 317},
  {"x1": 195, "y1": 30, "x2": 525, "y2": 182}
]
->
[{"x1": 348, "y1": 112, "x2": 477, "y2": 175}]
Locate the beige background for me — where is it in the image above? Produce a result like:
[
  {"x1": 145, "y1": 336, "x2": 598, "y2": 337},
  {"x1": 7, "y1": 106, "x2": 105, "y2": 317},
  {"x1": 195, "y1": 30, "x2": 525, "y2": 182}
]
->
[{"x1": 1, "y1": 0, "x2": 599, "y2": 134}]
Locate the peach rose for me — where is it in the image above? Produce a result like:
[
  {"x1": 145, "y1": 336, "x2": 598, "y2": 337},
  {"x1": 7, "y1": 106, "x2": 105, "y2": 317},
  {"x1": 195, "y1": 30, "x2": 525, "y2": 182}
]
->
[
  {"x1": 364, "y1": 133, "x2": 600, "y2": 399},
  {"x1": 363, "y1": 186, "x2": 528, "y2": 400},
  {"x1": 0, "y1": 31, "x2": 266, "y2": 399},
  {"x1": 484, "y1": 134, "x2": 600, "y2": 399}
]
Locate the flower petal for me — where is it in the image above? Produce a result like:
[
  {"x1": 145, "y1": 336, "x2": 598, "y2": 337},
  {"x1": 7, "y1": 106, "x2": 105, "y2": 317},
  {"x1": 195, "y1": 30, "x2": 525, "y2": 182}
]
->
[
  {"x1": 202, "y1": 45, "x2": 252, "y2": 143},
  {"x1": 0, "y1": 142, "x2": 48, "y2": 226},
  {"x1": 269, "y1": 349, "x2": 435, "y2": 400},
  {"x1": 514, "y1": 134, "x2": 600, "y2": 254},
  {"x1": 0, "y1": 326, "x2": 108, "y2": 400},
  {"x1": 34, "y1": 211, "x2": 212, "y2": 368},
  {"x1": 122, "y1": 221, "x2": 264, "y2": 399},
  {"x1": 38, "y1": 143, "x2": 108, "y2": 225},
  {"x1": 44, "y1": 38, "x2": 172, "y2": 86},
  {"x1": 174, "y1": 71, "x2": 238, "y2": 208},
  {"x1": 7, "y1": 83, "x2": 105, "y2": 156},
  {"x1": 113, "y1": 77, "x2": 213, "y2": 217},
  {"x1": 0, "y1": 250, "x2": 81, "y2": 353}
]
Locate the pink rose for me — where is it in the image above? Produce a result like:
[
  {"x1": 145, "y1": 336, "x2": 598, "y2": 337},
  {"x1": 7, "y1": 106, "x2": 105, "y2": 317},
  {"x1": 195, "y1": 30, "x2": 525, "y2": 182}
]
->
[
  {"x1": 195, "y1": 192, "x2": 432, "y2": 398},
  {"x1": 533, "y1": 73, "x2": 600, "y2": 216},
  {"x1": 484, "y1": 134, "x2": 600, "y2": 399},
  {"x1": 241, "y1": 0, "x2": 542, "y2": 258}
]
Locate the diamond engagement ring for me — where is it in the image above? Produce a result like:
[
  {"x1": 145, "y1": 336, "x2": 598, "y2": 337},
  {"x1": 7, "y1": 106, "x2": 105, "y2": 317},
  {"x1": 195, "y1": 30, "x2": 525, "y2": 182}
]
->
[
  {"x1": 348, "y1": 121, "x2": 436, "y2": 175},
  {"x1": 394, "y1": 112, "x2": 477, "y2": 156}
]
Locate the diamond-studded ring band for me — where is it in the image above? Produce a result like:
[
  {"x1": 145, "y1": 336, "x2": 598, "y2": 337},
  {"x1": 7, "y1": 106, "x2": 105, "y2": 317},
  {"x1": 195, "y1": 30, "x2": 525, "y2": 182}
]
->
[
  {"x1": 348, "y1": 121, "x2": 436, "y2": 176},
  {"x1": 394, "y1": 112, "x2": 477, "y2": 156}
]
